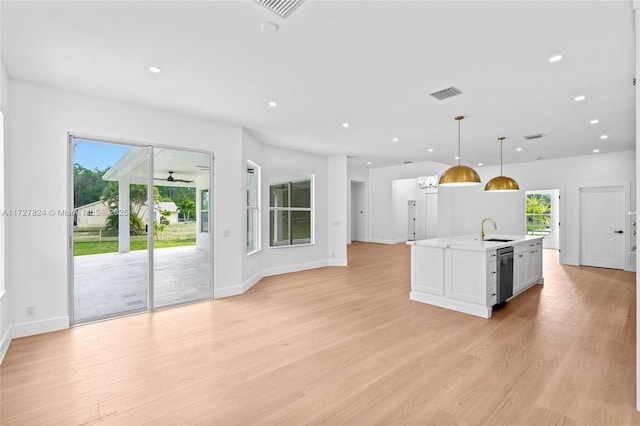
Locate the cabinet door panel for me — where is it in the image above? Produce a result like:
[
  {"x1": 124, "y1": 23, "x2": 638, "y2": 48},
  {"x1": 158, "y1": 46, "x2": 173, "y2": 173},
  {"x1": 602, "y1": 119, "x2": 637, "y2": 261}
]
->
[
  {"x1": 413, "y1": 246, "x2": 444, "y2": 295},
  {"x1": 448, "y1": 250, "x2": 486, "y2": 304}
]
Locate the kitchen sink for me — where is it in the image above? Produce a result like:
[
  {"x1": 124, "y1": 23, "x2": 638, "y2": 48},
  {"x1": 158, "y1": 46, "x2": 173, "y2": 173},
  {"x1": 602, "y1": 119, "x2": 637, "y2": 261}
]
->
[{"x1": 483, "y1": 238, "x2": 514, "y2": 242}]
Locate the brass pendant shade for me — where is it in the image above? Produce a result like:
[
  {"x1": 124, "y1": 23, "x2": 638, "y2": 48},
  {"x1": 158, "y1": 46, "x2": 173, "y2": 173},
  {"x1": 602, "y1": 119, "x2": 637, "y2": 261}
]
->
[
  {"x1": 485, "y1": 175, "x2": 520, "y2": 191},
  {"x1": 485, "y1": 137, "x2": 520, "y2": 192},
  {"x1": 439, "y1": 116, "x2": 481, "y2": 187},
  {"x1": 439, "y1": 165, "x2": 481, "y2": 186}
]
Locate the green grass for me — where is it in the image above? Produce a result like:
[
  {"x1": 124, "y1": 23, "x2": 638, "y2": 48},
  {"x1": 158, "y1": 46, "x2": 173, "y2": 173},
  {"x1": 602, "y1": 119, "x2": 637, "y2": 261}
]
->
[{"x1": 73, "y1": 223, "x2": 198, "y2": 256}]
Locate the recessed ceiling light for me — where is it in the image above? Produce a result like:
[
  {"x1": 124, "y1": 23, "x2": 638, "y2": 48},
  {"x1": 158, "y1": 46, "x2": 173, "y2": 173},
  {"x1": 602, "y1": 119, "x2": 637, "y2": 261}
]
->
[
  {"x1": 590, "y1": 119, "x2": 599, "y2": 124},
  {"x1": 516, "y1": 147, "x2": 523, "y2": 152},
  {"x1": 427, "y1": 148, "x2": 434, "y2": 152},
  {"x1": 261, "y1": 22, "x2": 279, "y2": 33},
  {"x1": 342, "y1": 122, "x2": 350, "y2": 128},
  {"x1": 549, "y1": 54, "x2": 563, "y2": 63},
  {"x1": 367, "y1": 161, "x2": 371, "y2": 165},
  {"x1": 574, "y1": 95, "x2": 586, "y2": 102},
  {"x1": 593, "y1": 149, "x2": 600, "y2": 153},
  {"x1": 477, "y1": 163, "x2": 483, "y2": 167},
  {"x1": 149, "y1": 66, "x2": 161, "y2": 74},
  {"x1": 454, "y1": 156, "x2": 460, "y2": 160},
  {"x1": 600, "y1": 135, "x2": 608, "y2": 140},
  {"x1": 392, "y1": 137, "x2": 399, "y2": 143},
  {"x1": 268, "y1": 101, "x2": 277, "y2": 108}
]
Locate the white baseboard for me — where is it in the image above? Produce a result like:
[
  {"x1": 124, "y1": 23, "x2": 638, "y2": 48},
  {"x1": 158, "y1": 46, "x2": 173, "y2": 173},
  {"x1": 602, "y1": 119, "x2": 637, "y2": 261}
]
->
[
  {"x1": 369, "y1": 238, "x2": 397, "y2": 245},
  {"x1": 263, "y1": 260, "x2": 328, "y2": 277},
  {"x1": 410, "y1": 291, "x2": 491, "y2": 319},
  {"x1": 1, "y1": 316, "x2": 70, "y2": 364},
  {"x1": 328, "y1": 259, "x2": 348, "y2": 266},
  {"x1": 213, "y1": 285, "x2": 244, "y2": 298},
  {"x1": 10, "y1": 316, "x2": 69, "y2": 340},
  {"x1": 243, "y1": 271, "x2": 263, "y2": 292},
  {"x1": 0, "y1": 327, "x2": 11, "y2": 365}
]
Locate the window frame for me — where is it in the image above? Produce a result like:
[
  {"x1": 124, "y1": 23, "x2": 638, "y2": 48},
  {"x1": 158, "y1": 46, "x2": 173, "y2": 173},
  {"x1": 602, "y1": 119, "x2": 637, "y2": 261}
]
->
[
  {"x1": 269, "y1": 172, "x2": 314, "y2": 248},
  {"x1": 246, "y1": 160, "x2": 261, "y2": 255},
  {"x1": 200, "y1": 189, "x2": 209, "y2": 233}
]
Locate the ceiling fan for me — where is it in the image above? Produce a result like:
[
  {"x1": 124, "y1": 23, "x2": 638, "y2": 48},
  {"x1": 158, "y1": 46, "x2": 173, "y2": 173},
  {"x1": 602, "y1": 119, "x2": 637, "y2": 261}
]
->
[{"x1": 154, "y1": 171, "x2": 194, "y2": 183}]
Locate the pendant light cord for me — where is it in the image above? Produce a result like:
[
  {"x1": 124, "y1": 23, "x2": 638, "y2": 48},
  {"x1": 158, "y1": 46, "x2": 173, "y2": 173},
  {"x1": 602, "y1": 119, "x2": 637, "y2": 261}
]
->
[
  {"x1": 500, "y1": 139, "x2": 503, "y2": 176},
  {"x1": 458, "y1": 119, "x2": 461, "y2": 166}
]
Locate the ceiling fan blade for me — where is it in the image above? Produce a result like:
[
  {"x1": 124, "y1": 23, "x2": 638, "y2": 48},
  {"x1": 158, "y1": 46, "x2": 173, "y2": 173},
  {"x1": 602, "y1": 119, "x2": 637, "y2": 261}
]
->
[{"x1": 174, "y1": 178, "x2": 194, "y2": 183}]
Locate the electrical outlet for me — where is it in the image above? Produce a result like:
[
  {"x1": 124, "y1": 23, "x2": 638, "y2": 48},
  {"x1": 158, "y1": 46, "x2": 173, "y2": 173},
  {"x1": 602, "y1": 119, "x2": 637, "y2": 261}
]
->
[{"x1": 26, "y1": 305, "x2": 35, "y2": 317}]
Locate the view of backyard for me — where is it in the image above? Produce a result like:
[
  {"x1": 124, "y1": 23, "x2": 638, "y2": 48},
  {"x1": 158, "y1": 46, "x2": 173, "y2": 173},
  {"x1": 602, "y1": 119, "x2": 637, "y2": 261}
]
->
[
  {"x1": 526, "y1": 193, "x2": 552, "y2": 236},
  {"x1": 74, "y1": 222, "x2": 197, "y2": 256}
]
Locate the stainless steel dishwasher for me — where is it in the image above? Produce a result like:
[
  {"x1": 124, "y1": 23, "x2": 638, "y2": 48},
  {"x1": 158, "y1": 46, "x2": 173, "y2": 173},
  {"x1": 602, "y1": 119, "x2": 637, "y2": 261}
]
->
[{"x1": 494, "y1": 246, "x2": 514, "y2": 309}]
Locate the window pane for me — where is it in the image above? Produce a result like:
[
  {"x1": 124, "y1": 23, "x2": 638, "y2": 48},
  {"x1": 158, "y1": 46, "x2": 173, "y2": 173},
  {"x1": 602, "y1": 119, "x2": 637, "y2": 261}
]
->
[
  {"x1": 290, "y1": 180, "x2": 310, "y2": 208},
  {"x1": 291, "y1": 211, "x2": 311, "y2": 244},
  {"x1": 270, "y1": 184, "x2": 289, "y2": 208},
  {"x1": 201, "y1": 189, "x2": 209, "y2": 211},
  {"x1": 526, "y1": 193, "x2": 551, "y2": 236},
  {"x1": 247, "y1": 168, "x2": 257, "y2": 206},
  {"x1": 270, "y1": 210, "x2": 289, "y2": 246},
  {"x1": 201, "y1": 211, "x2": 209, "y2": 233},
  {"x1": 247, "y1": 208, "x2": 258, "y2": 252}
]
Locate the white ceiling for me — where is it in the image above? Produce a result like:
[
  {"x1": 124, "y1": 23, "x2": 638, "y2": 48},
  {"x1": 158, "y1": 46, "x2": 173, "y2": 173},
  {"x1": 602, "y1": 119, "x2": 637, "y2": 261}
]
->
[{"x1": 2, "y1": 1, "x2": 635, "y2": 170}]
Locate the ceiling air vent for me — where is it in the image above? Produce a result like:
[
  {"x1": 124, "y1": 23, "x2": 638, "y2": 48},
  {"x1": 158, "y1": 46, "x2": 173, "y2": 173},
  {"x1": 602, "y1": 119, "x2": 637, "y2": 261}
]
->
[
  {"x1": 429, "y1": 86, "x2": 463, "y2": 101},
  {"x1": 255, "y1": 0, "x2": 304, "y2": 18},
  {"x1": 523, "y1": 133, "x2": 545, "y2": 140}
]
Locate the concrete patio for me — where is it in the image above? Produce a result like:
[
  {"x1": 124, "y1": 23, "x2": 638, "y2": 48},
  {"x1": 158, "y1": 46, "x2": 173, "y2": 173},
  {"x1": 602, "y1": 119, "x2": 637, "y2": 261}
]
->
[{"x1": 73, "y1": 245, "x2": 211, "y2": 323}]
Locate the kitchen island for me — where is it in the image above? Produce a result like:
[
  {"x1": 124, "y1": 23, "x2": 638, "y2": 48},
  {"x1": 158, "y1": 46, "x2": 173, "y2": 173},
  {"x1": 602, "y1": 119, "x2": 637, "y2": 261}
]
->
[{"x1": 407, "y1": 235, "x2": 544, "y2": 318}]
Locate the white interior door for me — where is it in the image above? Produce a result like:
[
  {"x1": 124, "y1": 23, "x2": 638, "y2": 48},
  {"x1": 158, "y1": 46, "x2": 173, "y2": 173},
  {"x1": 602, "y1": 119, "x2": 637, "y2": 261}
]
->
[
  {"x1": 580, "y1": 186, "x2": 625, "y2": 269},
  {"x1": 407, "y1": 200, "x2": 416, "y2": 241},
  {"x1": 350, "y1": 181, "x2": 366, "y2": 242}
]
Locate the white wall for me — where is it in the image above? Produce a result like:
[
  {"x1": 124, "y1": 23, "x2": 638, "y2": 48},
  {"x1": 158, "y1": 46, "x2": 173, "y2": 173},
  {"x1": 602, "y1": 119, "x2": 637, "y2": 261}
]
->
[
  {"x1": 5, "y1": 80, "x2": 242, "y2": 337},
  {"x1": 368, "y1": 161, "x2": 448, "y2": 243},
  {"x1": 241, "y1": 129, "x2": 263, "y2": 290},
  {"x1": 439, "y1": 151, "x2": 636, "y2": 267},
  {"x1": 392, "y1": 178, "x2": 418, "y2": 242},
  {"x1": 347, "y1": 166, "x2": 369, "y2": 243},
  {"x1": 366, "y1": 151, "x2": 635, "y2": 269},
  {"x1": 261, "y1": 146, "x2": 329, "y2": 276},
  {"x1": 0, "y1": 58, "x2": 10, "y2": 361},
  {"x1": 327, "y1": 156, "x2": 348, "y2": 266}
]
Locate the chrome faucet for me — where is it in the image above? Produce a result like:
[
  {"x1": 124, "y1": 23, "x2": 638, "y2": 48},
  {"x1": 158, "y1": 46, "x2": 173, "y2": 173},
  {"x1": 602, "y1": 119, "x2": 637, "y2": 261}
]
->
[{"x1": 481, "y1": 217, "x2": 497, "y2": 240}]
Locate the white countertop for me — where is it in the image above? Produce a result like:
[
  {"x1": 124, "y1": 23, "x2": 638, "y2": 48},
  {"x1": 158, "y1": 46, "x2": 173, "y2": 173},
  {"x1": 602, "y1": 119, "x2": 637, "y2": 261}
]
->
[{"x1": 407, "y1": 234, "x2": 543, "y2": 251}]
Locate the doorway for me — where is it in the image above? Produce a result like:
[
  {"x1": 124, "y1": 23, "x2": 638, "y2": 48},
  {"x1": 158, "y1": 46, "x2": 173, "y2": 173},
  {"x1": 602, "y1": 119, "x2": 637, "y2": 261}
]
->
[
  {"x1": 525, "y1": 189, "x2": 559, "y2": 249},
  {"x1": 350, "y1": 181, "x2": 366, "y2": 242},
  {"x1": 579, "y1": 185, "x2": 626, "y2": 269},
  {"x1": 407, "y1": 200, "x2": 416, "y2": 241},
  {"x1": 69, "y1": 137, "x2": 213, "y2": 324}
]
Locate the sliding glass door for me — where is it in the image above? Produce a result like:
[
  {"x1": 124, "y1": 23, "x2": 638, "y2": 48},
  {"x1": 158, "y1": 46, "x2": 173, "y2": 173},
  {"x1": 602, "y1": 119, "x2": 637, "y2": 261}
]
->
[
  {"x1": 69, "y1": 137, "x2": 213, "y2": 324},
  {"x1": 152, "y1": 148, "x2": 212, "y2": 308}
]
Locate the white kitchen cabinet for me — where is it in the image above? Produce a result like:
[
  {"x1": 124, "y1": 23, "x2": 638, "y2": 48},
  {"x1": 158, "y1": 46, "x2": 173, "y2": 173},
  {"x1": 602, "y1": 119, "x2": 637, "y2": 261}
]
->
[
  {"x1": 513, "y1": 240, "x2": 543, "y2": 296},
  {"x1": 411, "y1": 245, "x2": 444, "y2": 296},
  {"x1": 408, "y1": 235, "x2": 544, "y2": 318},
  {"x1": 514, "y1": 246, "x2": 528, "y2": 293},
  {"x1": 447, "y1": 249, "x2": 490, "y2": 305}
]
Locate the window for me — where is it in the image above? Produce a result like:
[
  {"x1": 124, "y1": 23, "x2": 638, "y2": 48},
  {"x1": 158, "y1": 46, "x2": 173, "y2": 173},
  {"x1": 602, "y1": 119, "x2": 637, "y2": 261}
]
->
[
  {"x1": 200, "y1": 189, "x2": 209, "y2": 233},
  {"x1": 269, "y1": 171, "x2": 313, "y2": 247},
  {"x1": 526, "y1": 192, "x2": 551, "y2": 236},
  {"x1": 247, "y1": 160, "x2": 260, "y2": 254}
]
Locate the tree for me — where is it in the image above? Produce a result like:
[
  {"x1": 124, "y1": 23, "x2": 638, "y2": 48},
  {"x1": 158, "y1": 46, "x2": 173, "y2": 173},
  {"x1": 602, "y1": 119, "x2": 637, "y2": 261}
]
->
[
  {"x1": 154, "y1": 209, "x2": 171, "y2": 240},
  {"x1": 73, "y1": 164, "x2": 109, "y2": 207},
  {"x1": 101, "y1": 182, "x2": 158, "y2": 234},
  {"x1": 526, "y1": 194, "x2": 551, "y2": 234},
  {"x1": 176, "y1": 198, "x2": 195, "y2": 222}
]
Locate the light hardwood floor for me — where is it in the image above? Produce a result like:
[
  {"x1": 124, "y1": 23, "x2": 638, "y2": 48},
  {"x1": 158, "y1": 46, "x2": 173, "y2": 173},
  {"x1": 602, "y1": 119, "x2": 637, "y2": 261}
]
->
[{"x1": 1, "y1": 242, "x2": 639, "y2": 425}]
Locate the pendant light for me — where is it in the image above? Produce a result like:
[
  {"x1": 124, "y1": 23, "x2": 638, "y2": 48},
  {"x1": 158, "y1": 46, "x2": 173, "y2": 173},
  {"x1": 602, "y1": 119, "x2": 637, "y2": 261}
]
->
[
  {"x1": 439, "y1": 115, "x2": 481, "y2": 187},
  {"x1": 485, "y1": 137, "x2": 520, "y2": 192}
]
